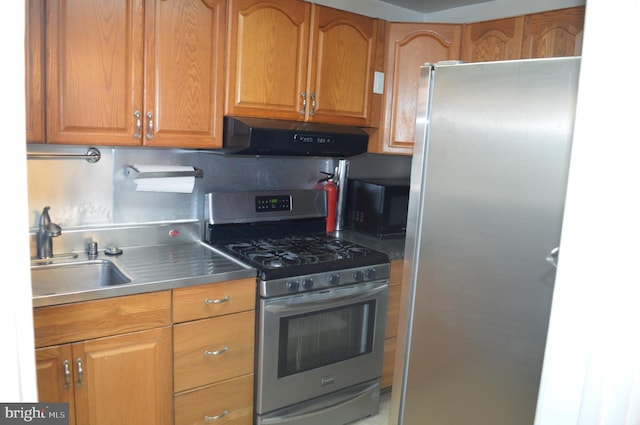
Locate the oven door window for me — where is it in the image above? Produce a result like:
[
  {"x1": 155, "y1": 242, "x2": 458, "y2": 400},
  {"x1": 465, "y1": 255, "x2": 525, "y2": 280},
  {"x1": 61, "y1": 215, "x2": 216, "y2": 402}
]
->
[{"x1": 278, "y1": 301, "x2": 376, "y2": 378}]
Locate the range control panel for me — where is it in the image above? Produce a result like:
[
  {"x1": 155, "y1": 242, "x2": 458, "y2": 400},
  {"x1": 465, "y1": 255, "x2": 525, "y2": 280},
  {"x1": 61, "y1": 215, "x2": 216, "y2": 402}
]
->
[
  {"x1": 205, "y1": 190, "x2": 327, "y2": 225},
  {"x1": 256, "y1": 195, "x2": 291, "y2": 212}
]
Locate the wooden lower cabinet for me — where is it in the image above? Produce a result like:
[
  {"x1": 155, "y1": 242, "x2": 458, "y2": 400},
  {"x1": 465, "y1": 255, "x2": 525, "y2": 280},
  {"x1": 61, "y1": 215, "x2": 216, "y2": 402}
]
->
[
  {"x1": 172, "y1": 279, "x2": 256, "y2": 425},
  {"x1": 381, "y1": 336, "x2": 397, "y2": 389},
  {"x1": 35, "y1": 281, "x2": 257, "y2": 425},
  {"x1": 34, "y1": 291, "x2": 172, "y2": 425},
  {"x1": 35, "y1": 327, "x2": 172, "y2": 425},
  {"x1": 382, "y1": 259, "x2": 404, "y2": 389},
  {"x1": 174, "y1": 374, "x2": 254, "y2": 425}
]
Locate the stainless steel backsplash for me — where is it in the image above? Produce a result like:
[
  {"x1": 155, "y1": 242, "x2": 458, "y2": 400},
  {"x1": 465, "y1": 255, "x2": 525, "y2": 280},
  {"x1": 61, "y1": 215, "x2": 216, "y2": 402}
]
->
[{"x1": 26, "y1": 145, "x2": 410, "y2": 230}]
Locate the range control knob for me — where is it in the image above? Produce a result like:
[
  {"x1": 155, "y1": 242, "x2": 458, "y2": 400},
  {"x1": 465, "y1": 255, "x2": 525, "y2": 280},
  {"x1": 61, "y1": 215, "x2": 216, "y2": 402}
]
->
[
  {"x1": 353, "y1": 270, "x2": 365, "y2": 281},
  {"x1": 365, "y1": 268, "x2": 377, "y2": 280},
  {"x1": 286, "y1": 280, "x2": 300, "y2": 292},
  {"x1": 328, "y1": 274, "x2": 341, "y2": 286},
  {"x1": 302, "y1": 278, "x2": 314, "y2": 290}
]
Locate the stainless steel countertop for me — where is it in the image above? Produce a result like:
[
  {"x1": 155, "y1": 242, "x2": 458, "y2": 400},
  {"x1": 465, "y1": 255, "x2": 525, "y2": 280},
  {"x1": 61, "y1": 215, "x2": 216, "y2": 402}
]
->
[
  {"x1": 30, "y1": 221, "x2": 402, "y2": 308},
  {"x1": 333, "y1": 229, "x2": 406, "y2": 261},
  {"x1": 31, "y1": 241, "x2": 256, "y2": 308}
]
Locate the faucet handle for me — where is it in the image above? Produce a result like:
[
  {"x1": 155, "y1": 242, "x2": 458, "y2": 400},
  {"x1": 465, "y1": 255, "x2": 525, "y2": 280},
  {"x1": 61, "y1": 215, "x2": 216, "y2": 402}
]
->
[
  {"x1": 39, "y1": 206, "x2": 51, "y2": 226},
  {"x1": 39, "y1": 206, "x2": 61, "y2": 236}
]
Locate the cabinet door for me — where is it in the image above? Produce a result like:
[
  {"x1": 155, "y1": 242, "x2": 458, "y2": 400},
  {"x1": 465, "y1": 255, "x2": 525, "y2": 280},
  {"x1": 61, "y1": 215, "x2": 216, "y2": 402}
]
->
[
  {"x1": 36, "y1": 345, "x2": 76, "y2": 425},
  {"x1": 144, "y1": 0, "x2": 226, "y2": 148},
  {"x1": 377, "y1": 23, "x2": 461, "y2": 154},
  {"x1": 522, "y1": 7, "x2": 585, "y2": 58},
  {"x1": 306, "y1": 5, "x2": 377, "y2": 126},
  {"x1": 461, "y1": 16, "x2": 524, "y2": 62},
  {"x1": 26, "y1": 0, "x2": 45, "y2": 143},
  {"x1": 73, "y1": 327, "x2": 172, "y2": 425},
  {"x1": 226, "y1": 0, "x2": 311, "y2": 121},
  {"x1": 46, "y1": 0, "x2": 144, "y2": 145}
]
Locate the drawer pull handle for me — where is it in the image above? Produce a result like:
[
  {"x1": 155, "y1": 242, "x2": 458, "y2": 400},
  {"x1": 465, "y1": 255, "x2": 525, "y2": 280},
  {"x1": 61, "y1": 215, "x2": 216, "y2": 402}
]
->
[
  {"x1": 204, "y1": 295, "x2": 230, "y2": 305},
  {"x1": 63, "y1": 360, "x2": 71, "y2": 389},
  {"x1": 204, "y1": 345, "x2": 229, "y2": 357},
  {"x1": 204, "y1": 409, "x2": 229, "y2": 421},
  {"x1": 76, "y1": 358, "x2": 84, "y2": 387}
]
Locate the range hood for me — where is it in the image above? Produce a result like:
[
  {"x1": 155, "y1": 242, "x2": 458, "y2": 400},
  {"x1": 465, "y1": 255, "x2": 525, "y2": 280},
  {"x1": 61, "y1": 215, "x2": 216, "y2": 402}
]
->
[{"x1": 222, "y1": 116, "x2": 369, "y2": 157}]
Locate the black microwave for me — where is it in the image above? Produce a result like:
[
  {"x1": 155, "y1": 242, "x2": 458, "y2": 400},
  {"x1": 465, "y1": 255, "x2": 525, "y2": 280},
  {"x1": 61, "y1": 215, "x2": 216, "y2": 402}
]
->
[{"x1": 344, "y1": 178, "x2": 410, "y2": 238}]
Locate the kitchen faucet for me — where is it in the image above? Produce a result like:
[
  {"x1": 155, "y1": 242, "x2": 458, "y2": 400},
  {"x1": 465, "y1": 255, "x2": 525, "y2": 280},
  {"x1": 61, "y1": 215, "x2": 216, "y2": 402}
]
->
[{"x1": 37, "y1": 206, "x2": 62, "y2": 259}]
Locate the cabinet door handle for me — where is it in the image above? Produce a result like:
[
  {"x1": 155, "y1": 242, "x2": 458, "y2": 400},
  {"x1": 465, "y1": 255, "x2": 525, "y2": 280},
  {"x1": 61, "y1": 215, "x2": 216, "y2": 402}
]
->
[
  {"x1": 310, "y1": 93, "x2": 316, "y2": 116},
  {"x1": 146, "y1": 112, "x2": 154, "y2": 140},
  {"x1": 76, "y1": 358, "x2": 84, "y2": 387},
  {"x1": 204, "y1": 345, "x2": 229, "y2": 357},
  {"x1": 204, "y1": 295, "x2": 230, "y2": 305},
  {"x1": 63, "y1": 360, "x2": 71, "y2": 389},
  {"x1": 204, "y1": 409, "x2": 229, "y2": 421},
  {"x1": 134, "y1": 111, "x2": 142, "y2": 139},
  {"x1": 300, "y1": 92, "x2": 307, "y2": 115}
]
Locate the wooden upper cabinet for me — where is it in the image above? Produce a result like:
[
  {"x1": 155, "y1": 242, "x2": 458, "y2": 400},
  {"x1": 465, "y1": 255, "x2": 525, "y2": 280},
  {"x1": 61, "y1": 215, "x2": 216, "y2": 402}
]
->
[
  {"x1": 226, "y1": 0, "x2": 311, "y2": 121},
  {"x1": 144, "y1": 0, "x2": 226, "y2": 148},
  {"x1": 522, "y1": 7, "x2": 585, "y2": 58},
  {"x1": 461, "y1": 16, "x2": 524, "y2": 62},
  {"x1": 46, "y1": 0, "x2": 145, "y2": 145},
  {"x1": 46, "y1": 0, "x2": 225, "y2": 148},
  {"x1": 226, "y1": 0, "x2": 377, "y2": 126},
  {"x1": 306, "y1": 5, "x2": 377, "y2": 126},
  {"x1": 375, "y1": 22, "x2": 462, "y2": 154},
  {"x1": 26, "y1": 0, "x2": 45, "y2": 143}
]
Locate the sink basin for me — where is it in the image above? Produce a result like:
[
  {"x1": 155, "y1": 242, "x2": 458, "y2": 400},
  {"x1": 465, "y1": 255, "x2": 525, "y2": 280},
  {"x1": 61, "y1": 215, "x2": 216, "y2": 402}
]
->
[{"x1": 31, "y1": 259, "x2": 132, "y2": 297}]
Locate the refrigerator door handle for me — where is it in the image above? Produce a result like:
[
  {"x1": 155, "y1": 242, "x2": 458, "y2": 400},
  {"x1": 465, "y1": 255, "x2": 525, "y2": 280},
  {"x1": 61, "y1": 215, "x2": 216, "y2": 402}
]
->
[{"x1": 546, "y1": 247, "x2": 560, "y2": 268}]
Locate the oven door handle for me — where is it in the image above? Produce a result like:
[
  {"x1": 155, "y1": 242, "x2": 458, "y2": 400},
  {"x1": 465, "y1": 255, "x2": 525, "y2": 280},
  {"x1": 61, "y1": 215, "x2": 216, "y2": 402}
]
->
[{"x1": 264, "y1": 284, "x2": 387, "y2": 315}]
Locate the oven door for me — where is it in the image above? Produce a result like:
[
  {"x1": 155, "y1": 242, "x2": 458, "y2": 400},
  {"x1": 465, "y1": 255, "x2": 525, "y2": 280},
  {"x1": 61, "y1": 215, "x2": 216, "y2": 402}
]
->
[{"x1": 256, "y1": 280, "x2": 388, "y2": 416}]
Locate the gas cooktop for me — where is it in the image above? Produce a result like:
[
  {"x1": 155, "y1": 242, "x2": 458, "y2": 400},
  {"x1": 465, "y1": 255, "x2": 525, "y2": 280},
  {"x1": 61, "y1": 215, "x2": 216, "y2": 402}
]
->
[
  {"x1": 204, "y1": 190, "x2": 390, "y2": 293},
  {"x1": 219, "y1": 234, "x2": 388, "y2": 280}
]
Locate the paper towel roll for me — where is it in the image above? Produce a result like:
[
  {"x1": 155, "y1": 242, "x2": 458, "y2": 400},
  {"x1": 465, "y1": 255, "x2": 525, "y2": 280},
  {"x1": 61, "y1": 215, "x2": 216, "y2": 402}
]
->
[{"x1": 133, "y1": 165, "x2": 196, "y2": 193}]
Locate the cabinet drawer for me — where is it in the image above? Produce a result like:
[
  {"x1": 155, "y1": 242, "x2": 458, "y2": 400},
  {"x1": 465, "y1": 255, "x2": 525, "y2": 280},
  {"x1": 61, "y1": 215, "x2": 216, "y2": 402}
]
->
[
  {"x1": 33, "y1": 291, "x2": 171, "y2": 348},
  {"x1": 174, "y1": 310, "x2": 255, "y2": 392},
  {"x1": 175, "y1": 374, "x2": 254, "y2": 425},
  {"x1": 173, "y1": 278, "x2": 256, "y2": 323}
]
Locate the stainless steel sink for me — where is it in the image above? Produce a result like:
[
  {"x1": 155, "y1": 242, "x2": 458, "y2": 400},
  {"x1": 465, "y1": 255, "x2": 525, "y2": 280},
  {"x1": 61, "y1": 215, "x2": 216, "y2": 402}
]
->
[{"x1": 31, "y1": 259, "x2": 132, "y2": 297}]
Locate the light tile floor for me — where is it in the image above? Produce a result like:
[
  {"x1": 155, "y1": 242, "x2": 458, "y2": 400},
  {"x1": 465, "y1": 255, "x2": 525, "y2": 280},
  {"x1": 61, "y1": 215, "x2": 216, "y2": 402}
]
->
[{"x1": 351, "y1": 391, "x2": 391, "y2": 425}]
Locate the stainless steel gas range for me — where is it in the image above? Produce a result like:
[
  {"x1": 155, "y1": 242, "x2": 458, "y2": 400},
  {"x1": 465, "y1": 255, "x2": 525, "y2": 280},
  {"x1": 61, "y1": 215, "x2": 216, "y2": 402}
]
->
[{"x1": 205, "y1": 190, "x2": 390, "y2": 425}]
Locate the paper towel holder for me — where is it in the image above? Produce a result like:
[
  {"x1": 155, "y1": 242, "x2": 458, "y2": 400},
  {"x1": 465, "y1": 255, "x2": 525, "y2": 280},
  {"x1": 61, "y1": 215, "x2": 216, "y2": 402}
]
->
[{"x1": 124, "y1": 165, "x2": 204, "y2": 179}]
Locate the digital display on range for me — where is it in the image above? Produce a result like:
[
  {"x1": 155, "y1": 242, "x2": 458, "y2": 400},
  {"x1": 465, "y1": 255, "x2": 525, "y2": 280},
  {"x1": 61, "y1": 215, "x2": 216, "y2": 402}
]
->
[
  {"x1": 294, "y1": 134, "x2": 335, "y2": 144},
  {"x1": 256, "y1": 195, "x2": 291, "y2": 212}
]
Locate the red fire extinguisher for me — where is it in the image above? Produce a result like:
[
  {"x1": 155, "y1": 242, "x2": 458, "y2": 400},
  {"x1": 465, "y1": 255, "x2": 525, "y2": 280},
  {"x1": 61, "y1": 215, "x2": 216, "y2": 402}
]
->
[{"x1": 319, "y1": 172, "x2": 337, "y2": 233}]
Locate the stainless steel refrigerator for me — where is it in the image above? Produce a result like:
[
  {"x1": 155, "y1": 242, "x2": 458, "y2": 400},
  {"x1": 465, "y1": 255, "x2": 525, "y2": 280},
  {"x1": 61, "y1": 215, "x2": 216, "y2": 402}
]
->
[{"x1": 394, "y1": 57, "x2": 581, "y2": 424}]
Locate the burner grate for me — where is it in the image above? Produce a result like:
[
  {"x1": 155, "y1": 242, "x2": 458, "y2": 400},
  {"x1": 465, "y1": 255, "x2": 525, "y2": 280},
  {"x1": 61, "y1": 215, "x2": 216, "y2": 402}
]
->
[{"x1": 224, "y1": 235, "x2": 379, "y2": 271}]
